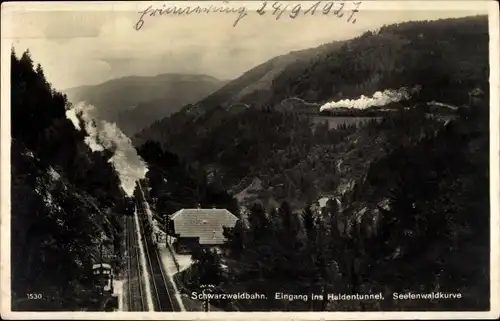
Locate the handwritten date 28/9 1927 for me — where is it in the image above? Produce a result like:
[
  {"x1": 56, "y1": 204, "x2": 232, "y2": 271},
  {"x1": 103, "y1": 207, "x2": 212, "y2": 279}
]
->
[{"x1": 257, "y1": 1, "x2": 362, "y2": 24}]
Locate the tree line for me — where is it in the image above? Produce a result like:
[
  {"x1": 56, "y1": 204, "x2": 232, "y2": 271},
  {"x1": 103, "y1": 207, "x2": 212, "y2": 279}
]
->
[
  {"x1": 219, "y1": 98, "x2": 489, "y2": 311},
  {"x1": 11, "y1": 49, "x2": 128, "y2": 310},
  {"x1": 136, "y1": 140, "x2": 239, "y2": 218}
]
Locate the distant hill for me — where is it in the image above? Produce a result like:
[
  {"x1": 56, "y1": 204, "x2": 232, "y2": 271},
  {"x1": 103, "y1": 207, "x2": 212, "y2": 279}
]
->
[
  {"x1": 64, "y1": 73, "x2": 227, "y2": 135},
  {"x1": 182, "y1": 41, "x2": 346, "y2": 113}
]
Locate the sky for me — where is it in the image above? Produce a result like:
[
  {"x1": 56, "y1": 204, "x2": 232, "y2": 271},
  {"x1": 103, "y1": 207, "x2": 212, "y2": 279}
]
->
[{"x1": 4, "y1": 1, "x2": 489, "y2": 90}]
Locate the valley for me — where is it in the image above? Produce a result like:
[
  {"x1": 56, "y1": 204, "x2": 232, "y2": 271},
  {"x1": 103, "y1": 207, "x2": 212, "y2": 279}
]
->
[{"x1": 128, "y1": 14, "x2": 490, "y2": 311}]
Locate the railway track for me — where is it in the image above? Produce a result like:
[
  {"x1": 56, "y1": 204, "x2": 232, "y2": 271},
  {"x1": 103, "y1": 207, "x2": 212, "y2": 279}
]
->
[
  {"x1": 136, "y1": 199, "x2": 176, "y2": 311},
  {"x1": 125, "y1": 215, "x2": 146, "y2": 311}
]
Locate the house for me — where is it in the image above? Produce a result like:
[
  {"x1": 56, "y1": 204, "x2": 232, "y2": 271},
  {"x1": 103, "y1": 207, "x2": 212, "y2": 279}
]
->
[
  {"x1": 169, "y1": 208, "x2": 239, "y2": 254},
  {"x1": 313, "y1": 196, "x2": 342, "y2": 214}
]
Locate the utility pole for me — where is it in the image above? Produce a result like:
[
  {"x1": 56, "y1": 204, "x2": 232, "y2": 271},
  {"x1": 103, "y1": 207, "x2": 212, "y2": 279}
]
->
[
  {"x1": 99, "y1": 242, "x2": 103, "y2": 264},
  {"x1": 98, "y1": 237, "x2": 105, "y2": 296},
  {"x1": 164, "y1": 215, "x2": 169, "y2": 247},
  {"x1": 204, "y1": 296, "x2": 209, "y2": 312},
  {"x1": 200, "y1": 284, "x2": 214, "y2": 312}
]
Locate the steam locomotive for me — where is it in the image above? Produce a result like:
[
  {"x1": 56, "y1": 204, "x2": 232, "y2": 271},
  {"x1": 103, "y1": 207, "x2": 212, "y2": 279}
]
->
[{"x1": 125, "y1": 196, "x2": 135, "y2": 216}]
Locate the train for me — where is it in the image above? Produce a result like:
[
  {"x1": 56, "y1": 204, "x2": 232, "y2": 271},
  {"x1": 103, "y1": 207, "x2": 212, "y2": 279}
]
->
[
  {"x1": 91, "y1": 262, "x2": 119, "y2": 311},
  {"x1": 125, "y1": 196, "x2": 135, "y2": 216}
]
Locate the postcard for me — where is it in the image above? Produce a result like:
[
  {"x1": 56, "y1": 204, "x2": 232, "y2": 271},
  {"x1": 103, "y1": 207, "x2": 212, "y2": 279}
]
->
[{"x1": 1, "y1": 1, "x2": 499, "y2": 319}]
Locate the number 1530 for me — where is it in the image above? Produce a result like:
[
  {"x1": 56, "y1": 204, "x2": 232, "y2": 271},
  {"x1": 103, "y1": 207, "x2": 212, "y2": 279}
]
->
[{"x1": 27, "y1": 293, "x2": 43, "y2": 300}]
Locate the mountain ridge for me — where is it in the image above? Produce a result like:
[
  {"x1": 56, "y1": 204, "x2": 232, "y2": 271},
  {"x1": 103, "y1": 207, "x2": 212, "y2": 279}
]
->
[
  {"x1": 133, "y1": 15, "x2": 488, "y2": 151},
  {"x1": 64, "y1": 73, "x2": 228, "y2": 136}
]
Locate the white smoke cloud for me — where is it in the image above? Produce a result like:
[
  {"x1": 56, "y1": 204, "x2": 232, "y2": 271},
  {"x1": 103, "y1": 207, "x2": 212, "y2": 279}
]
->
[
  {"x1": 319, "y1": 86, "x2": 422, "y2": 111},
  {"x1": 65, "y1": 102, "x2": 148, "y2": 196}
]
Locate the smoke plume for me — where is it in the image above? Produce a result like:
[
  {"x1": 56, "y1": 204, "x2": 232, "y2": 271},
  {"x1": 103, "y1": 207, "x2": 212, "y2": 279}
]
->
[
  {"x1": 319, "y1": 86, "x2": 421, "y2": 111},
  {"x1": 66, "y1": 102, "x2": 148, "y2": 196}
]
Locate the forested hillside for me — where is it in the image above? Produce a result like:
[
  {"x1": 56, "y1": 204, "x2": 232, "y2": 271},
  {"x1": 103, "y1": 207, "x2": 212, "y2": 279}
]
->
[
  {"x1": 135, "y1": 15, "x2": 488, "y2": 146},
  {"x1": 64, "y1": 74, "x2": 227, "y2": 136},
  {"x1": 136, "y1": 141, "x2": 239, "y2": 217},
  {"x1": 269, "y1": 15, "x2": 488, "y2": 106},
  {"x1": 219, "y1": 98, "x2": 489, "y2": 311},
  {"x1": 132, "y1": 14, "x2": 490, "y2": 311},
  {"x1": 11, "y1": 49, "x2": 130, "y2": 311},
  {"x1": 132, "y1": 15, "x2": 489, "y2": 209}
]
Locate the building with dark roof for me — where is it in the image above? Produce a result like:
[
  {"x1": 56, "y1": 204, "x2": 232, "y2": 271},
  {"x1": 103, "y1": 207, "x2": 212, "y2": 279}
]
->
[{"x1": 169, "y1": 208, "x2": 238, "y2": 254}]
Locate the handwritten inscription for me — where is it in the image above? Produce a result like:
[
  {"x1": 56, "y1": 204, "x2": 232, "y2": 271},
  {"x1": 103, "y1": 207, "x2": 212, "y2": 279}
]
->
[
  {"x1": 256, "y1": 1, "x2": 362, "y2": 23},
  {"x1": 135, "y1": 1, "x2": 248, "y2": 30},
  {"x1": 135, "y1": 1, "x2": 362, "y2": 30}
]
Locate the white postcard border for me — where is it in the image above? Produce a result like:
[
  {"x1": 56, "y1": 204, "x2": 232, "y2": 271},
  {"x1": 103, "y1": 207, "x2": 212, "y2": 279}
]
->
[{"x1": 1, "y1": 1, "x2": 499, "y2": 319}]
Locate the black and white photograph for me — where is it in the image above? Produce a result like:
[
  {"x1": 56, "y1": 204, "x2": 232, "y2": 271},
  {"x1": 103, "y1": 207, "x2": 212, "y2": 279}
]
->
[{"x1": 1, "y1": 1, "x2": 499, "y2": 319}]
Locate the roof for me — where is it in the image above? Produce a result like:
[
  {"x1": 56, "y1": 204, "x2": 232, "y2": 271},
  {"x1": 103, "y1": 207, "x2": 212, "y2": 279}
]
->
[
  {"x1": 92, "y1": 263, "x2": 111, "y2": 270},
  {"x1": 171, "y1": 209, "x2": 239, "y2": 245},
  {"x1": 317, "y1": 196, "x2": 341, "y2": 208},
  {"x1": 469, "y1": 88, "x2": 485, "y2": 97},
  {"x1": 235, "y1": 177, "x2": 264, "y2": 202}
]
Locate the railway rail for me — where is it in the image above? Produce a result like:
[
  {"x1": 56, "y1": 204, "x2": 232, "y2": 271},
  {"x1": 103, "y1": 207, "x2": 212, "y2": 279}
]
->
[
  {"x1": 125, "y1": 215, "x2": 146, "y2": 311},
  {"x1": 136, "y1": 198, "x2": 176, "y2": 311}
]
